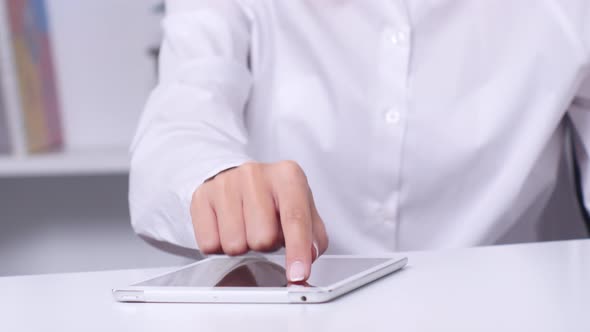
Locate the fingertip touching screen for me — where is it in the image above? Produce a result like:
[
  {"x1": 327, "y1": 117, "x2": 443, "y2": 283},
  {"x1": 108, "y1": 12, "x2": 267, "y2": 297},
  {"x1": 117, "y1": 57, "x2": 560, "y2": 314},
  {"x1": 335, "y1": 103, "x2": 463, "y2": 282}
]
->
[{"x1": 135, "y1": 256, "x2": 391, "y2": 288}]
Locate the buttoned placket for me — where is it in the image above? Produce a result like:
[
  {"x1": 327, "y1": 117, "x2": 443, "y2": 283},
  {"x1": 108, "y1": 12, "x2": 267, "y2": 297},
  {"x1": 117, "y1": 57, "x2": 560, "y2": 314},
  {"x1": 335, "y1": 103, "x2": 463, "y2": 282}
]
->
[{"x1": 369, "y1": 3, "x2": 412, "y2": 248}]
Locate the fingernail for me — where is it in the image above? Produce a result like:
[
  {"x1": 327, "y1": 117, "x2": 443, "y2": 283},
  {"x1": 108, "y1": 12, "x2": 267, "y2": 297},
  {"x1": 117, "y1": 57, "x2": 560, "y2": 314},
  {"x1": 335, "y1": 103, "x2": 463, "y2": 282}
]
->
[{"x1": 289, "y1": 261, "x2": 305, "y2": 282}]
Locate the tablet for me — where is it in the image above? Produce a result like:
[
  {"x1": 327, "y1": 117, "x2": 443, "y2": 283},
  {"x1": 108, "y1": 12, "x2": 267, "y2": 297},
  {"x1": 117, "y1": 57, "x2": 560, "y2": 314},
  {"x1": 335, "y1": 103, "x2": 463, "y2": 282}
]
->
[{"x1": 113, "y1": 255, "x2": 407, "y2": 304}]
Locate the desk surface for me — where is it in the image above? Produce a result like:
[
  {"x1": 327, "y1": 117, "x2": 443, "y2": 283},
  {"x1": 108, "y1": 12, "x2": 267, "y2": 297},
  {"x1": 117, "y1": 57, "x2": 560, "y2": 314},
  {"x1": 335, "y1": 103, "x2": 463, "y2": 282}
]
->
[{"x1": 2, "y1": 240, "x2": 589, "y2": 332}]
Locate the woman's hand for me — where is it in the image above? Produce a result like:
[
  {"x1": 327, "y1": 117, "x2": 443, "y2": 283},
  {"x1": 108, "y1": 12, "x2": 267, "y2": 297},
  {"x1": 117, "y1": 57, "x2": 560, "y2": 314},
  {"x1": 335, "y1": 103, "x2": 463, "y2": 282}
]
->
[{"x1": 191, "y1": 161, "x2": 329, "y2": 282}]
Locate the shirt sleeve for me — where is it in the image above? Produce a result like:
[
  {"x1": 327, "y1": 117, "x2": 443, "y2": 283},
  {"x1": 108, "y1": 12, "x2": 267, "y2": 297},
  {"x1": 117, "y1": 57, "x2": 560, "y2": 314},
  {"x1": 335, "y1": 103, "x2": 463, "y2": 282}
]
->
[
  {"x1": 569, "y1": 73, "x2": 590, "y2": 217},
  {"x1": 129, "y1": 0, "x2": 254, "y2": 250},
  {"x1": 544, "y1": 0, "x2": 590, "y2": 55}
]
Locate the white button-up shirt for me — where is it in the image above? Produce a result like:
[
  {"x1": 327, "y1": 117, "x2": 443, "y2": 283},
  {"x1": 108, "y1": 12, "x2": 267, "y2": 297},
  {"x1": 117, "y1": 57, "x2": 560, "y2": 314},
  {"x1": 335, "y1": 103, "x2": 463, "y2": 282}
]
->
[{"x1": 129, "y1": 0, "x2": 590, "y2": 253}]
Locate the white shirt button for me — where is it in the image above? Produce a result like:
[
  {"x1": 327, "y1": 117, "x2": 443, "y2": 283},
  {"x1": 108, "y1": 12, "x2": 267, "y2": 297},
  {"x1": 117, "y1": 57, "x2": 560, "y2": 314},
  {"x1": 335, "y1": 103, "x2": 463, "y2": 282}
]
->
[
  {"x1": 390, "y1": 30, "x2": 408, "y2": 45},
  {"x1": 385, "y1": 109, "x2": 401, "y2": 124}
]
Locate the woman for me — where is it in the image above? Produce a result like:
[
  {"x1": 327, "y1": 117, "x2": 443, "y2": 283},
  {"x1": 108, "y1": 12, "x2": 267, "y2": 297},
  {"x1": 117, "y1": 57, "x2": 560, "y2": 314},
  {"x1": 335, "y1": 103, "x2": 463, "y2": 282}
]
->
[{"x1": 130, "y1": 1, "x2": 590, "y2": 282}]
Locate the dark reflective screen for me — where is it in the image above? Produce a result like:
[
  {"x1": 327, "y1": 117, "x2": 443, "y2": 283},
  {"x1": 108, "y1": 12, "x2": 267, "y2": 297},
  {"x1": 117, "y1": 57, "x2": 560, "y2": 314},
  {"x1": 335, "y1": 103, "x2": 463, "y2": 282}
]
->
[{"x1": 135, "y1": 256, "x2": 391, "y2": 288}]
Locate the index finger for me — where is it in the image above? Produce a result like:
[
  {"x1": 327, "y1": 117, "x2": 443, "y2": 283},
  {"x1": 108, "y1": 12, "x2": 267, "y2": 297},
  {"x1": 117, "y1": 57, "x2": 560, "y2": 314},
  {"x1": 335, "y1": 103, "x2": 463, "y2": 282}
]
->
[{"x1": 271, "y1": 169, "x2": 314, "y2": 282}]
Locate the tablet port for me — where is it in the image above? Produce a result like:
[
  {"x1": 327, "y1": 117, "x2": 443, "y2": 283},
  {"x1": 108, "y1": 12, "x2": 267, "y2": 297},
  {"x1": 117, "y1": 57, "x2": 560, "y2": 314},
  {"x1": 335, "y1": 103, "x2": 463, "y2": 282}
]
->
[{"x1": 300, "y1": 296, "x2": 307, "y2": 302}]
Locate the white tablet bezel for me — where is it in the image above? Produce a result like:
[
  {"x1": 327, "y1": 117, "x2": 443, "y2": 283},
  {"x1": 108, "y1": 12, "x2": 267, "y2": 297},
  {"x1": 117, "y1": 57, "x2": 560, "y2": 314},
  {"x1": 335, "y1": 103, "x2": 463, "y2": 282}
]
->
[{"x1": 113, "y1": 255, "x2": 408, "y2": 304}]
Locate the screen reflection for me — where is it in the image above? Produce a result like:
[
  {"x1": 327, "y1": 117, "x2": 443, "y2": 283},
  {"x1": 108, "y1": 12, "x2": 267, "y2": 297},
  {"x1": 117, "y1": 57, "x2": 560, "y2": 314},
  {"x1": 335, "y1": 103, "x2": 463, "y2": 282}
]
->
[
  {"x1": 215, "y1": 258, "x2": 288, "y2": 287},
  {"x1": 136, "y1": 256, "x2": 390, "y2": 288}
]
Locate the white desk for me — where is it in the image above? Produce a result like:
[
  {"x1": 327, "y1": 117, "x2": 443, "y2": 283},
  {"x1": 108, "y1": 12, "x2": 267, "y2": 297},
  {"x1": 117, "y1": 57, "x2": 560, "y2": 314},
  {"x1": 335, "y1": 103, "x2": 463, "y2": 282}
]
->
[{"x1": 2, "y1": 240, "x2": 589, "y2": 332}]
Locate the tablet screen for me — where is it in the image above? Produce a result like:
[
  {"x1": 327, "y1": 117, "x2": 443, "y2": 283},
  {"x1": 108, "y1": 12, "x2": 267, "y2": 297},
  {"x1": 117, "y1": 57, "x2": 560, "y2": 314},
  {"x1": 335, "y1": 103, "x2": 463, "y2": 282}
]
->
[{"x1": 135, "y1": 256, "x2": 391, "y2": 288}]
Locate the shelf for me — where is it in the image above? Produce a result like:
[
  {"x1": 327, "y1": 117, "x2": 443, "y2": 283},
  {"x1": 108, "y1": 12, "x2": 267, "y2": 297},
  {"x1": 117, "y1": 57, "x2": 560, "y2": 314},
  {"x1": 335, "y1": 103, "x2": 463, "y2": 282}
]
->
[{"x1": 0, "y1": 148, "x2": 130, "y2": 177}]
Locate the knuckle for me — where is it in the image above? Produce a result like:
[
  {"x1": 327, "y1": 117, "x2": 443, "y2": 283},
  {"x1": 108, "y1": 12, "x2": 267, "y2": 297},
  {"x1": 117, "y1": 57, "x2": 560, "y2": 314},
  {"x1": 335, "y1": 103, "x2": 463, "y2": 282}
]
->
[
  {"x1": 240, "y1": 163, "x2": 264, "y2": 186},
  {"x1": 192, "y1": 186, "x2": 203, "y2": 202},
  {"x1": 213, "y1": 173, "x2": 228, "y2": 191},
  {"x1": 215, "y1": 168, "x2": 238, "y2": 186},
  {"x1": 222, "y1": 240, "x2": 248, "y2": 256},
  {"x1": 213, "y1": 172, "x2": 231, "y2": 187},
  {"x1": 198, "y1": 238, "x2": 220, "y2": 254},
  {"x1": 276, "y1": 160, "x2": 305, "y2": 179},
  {"x1": 240, "y1": 162, "x2": 262, "y2": 176},
  {"x1": 248, "y1": 232, "x2": 279, "y2": 252},
  {"x1": 191, "y1": 185, "x2": 209, "y2": 208},
  {"x1": 214, "y1": 175, "x2": 237, "y2": 199}
]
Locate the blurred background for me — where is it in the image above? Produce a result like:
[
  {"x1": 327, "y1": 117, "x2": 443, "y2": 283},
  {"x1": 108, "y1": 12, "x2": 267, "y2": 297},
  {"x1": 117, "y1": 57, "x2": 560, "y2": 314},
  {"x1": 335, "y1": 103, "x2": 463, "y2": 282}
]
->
[
  {"x1": 0, "y1": 1, "x2": 587, "y2": 277},
  {"x1": 0, "y1": 0, "x2": 191, "y2": 276}
]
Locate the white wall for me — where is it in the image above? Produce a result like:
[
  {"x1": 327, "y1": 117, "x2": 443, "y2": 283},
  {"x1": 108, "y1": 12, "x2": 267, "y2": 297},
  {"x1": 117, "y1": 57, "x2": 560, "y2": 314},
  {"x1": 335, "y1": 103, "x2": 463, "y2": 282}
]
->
[
  {"x1": 0, "y1": 1, "x2": 192, "y2": 276},
  {"x1": 46, "y1": 0, "x2": 162, "y2": 150}
]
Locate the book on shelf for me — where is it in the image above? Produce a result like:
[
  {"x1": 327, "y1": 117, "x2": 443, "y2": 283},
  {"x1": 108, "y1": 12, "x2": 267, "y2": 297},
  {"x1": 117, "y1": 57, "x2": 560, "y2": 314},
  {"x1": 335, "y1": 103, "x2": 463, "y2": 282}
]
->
[
  {"x1": 0, "y1": 76, "x2": 11, "y2": 153},
  {"x1": 0, "y1": 0, "x2": 22, "y2": 155},
  {"x1": 0, "y1": 0, "x2": 63, "y2": 156}
]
